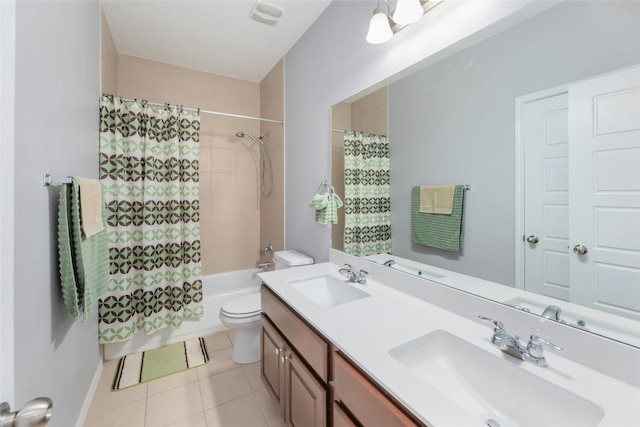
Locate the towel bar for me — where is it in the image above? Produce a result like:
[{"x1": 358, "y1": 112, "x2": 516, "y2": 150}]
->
[{"x1": 43, "y1": 173, "x2": 72, "y2": 186}]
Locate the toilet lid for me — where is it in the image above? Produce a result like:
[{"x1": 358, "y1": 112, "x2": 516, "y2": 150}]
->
[{"x1": 221, "y1": 293, "x2": 261, "y2": 318}]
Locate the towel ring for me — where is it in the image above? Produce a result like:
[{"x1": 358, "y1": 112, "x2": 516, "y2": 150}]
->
[{"x1": 317, "y1": 181, "x2": 333, "y2": 194}]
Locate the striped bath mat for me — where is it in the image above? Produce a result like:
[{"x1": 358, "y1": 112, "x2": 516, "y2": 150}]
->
[{"x1": 111, "y1": 337, "x2": 209, "y2": 391}]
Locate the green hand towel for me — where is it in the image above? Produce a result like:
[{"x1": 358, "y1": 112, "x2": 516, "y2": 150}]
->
[
  {"x1": 411, "y1": 185, "x2": 465, "y2": 251},
  {"x1": 309, "y1": 192, "x2": 343, "y2": 225}
]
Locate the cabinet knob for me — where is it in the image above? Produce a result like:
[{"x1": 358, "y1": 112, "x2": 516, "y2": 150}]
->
[
  {"x1": 280, "y1": 354, "x2": 290, "y2": 363},
  {"x1": 274, "y1": 347, "x2": 282, "y2": 356}
]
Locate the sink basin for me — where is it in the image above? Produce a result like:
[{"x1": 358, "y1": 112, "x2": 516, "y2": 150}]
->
[
  {"x1": 389, "y1": 330, "x2": 604, "y2": 427},
  {"x1": 289, "y1": 275, "x2": 370, "y2": 307}
]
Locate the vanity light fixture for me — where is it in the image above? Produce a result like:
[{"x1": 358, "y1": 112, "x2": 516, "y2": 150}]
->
[
  {"x1": 366, "y1": 0, "x2": 444, "y2": 44},
  {"x1": 393, "y1": 0, "x2": 424, "y2": 25},
  {"x1": 366, "y1": 0, "x2": 394, "y2": 44}
]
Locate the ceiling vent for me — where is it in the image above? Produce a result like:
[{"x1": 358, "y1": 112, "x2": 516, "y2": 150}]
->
[{"x1": 250, "y1": 1, "x2": 284, "y2": 26}]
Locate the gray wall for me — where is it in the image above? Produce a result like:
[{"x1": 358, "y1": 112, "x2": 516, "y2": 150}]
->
[
  {"x1": 14, "y1": 2, "x2": 101, "y2": 425},
  {"x1": 283, "y1": 0, "x2": 535, "y2": 262},
  {"x1": 389, "y1": 0, "x2": 640, "y2": 285}
]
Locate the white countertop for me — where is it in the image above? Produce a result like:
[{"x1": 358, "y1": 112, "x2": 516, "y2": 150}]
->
[{"x1": 259, "y1": 262, "x2": 640, "y2": 427}]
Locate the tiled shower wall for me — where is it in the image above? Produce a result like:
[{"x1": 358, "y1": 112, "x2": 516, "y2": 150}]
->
[{"x1": 101, "y1": 12, "x2": 283, "y2": 275}]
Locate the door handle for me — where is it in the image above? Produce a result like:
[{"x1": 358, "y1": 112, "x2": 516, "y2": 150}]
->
[
  {"x1": 0, "y1": 398, "x2": 52, "y2": 427},
  {"x1": 572, "y1": 244, "x2": 588, "y2": 255},
  {"x1": 525, "y1": 235, "x2": 539, "y2": 244}
]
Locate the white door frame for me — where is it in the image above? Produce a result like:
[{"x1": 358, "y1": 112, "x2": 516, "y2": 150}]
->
[
  {"x1": 0, "y1": 0, "x2": 16, "y2": 406},
  {"x1": 515, "y1": 84, "x2": 568, "y2": 289}
]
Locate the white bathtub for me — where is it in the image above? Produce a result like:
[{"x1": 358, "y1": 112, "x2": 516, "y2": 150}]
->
[{"x1": 103, "y1": 268, "x2": 262, "y2": 360}]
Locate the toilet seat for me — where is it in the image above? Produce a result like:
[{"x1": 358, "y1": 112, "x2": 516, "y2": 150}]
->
[{"x1": 220, "y1": 293, "x2": 261, "y2": 319}]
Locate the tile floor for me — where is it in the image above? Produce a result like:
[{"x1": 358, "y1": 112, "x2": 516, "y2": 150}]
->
[{"x1": 84, "y1": 331, "x2": 284, "y2": 427}]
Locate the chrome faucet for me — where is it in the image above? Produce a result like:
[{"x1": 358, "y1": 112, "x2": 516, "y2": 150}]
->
[
  {"x1": 478, "y1": 315, "x2": 563, "y2": 366},
  {"x1": 339, "y1": 264, "x2": 369, "y2": 284},
  {"x1": 542, "y1": 305, "x2": 562, "y2": 321}
]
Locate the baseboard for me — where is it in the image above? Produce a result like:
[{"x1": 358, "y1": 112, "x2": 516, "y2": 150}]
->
[{"x1": 75, "y1": 360, "x2": 103, "y2": 427}]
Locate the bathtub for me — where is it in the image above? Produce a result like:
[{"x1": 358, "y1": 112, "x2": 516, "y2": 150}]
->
[{"x1": 103, "y1": 268, "x2": 262, "y2": 360}]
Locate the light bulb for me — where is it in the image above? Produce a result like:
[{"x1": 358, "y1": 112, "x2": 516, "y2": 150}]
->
[
  {"x1": 393, "y1": 0, "x2": 424, "y2": 25},
  {"x1": 366, "y1": 8, "x2": 393, "y2": 44}
]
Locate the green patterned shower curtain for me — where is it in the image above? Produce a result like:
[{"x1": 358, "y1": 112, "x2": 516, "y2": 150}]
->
[
  {"x1": 98, "y1": 95, "x2": 203, "y2": 343},
  {"x1": 343, "y1": 131, "x2": 392, "y2": 256}
]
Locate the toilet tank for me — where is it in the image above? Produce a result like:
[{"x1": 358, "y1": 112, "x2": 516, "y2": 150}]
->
[{"x1": 274, "y1": 250, "x2": 314, "y2": 270}]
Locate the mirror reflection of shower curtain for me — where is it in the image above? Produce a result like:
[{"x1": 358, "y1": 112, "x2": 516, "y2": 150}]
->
[
  {"x1": 98, "y1": 95, "x2": 203, "y2": 343},
  {"x1": 343, "y1": 131, "x2": 392, "y2": 256}
]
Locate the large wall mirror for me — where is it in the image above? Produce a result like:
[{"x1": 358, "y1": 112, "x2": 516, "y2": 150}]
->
[{"x1": 331, "y1": 1, "x2": 640, "y2": 347}]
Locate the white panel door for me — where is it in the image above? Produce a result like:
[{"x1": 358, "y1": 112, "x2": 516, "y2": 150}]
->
[
  {"x1": 569, "y1": 65, "x2": 640, "y2": 319},
  {"x1": 523, "y1": 93, "x2": 570, "y2": 300}
]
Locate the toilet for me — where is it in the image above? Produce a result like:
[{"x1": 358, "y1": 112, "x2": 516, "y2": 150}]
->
[{"x1": 219, "y1": 250, "x2": 314, "y2": 364}]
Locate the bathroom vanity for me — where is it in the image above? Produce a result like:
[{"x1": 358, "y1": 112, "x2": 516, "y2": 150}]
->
[
  {"x1": 260, "y1": 285, "x2": 422, "y2": 426},
  {"x1": 258, "y1": 261, "x2": 640, "y2": 427}
]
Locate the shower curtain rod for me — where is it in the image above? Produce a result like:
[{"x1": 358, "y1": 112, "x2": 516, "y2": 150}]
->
[
  {"x1": 118, "y1": 97, "x2": 284, "y2": 124},
  {"x1": 331, "y1": 128, "x2": 381, "y2": 135}
]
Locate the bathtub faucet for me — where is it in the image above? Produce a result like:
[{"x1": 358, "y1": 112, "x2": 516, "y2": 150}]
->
[{"x1": 258, "y1": 261, "x2": 272, "y2": 270}]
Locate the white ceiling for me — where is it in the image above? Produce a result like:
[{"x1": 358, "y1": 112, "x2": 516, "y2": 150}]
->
[{"x1": 101, "y1": 0, "x2": 333, "y2": 83}]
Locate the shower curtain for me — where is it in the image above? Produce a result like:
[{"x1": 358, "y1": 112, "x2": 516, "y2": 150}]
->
[
  {"x1": 98, "y1": 95, "x2": 203, "y2": 343},
  {"x1": 343, "y1": 131, "x2": 392, "y2": 256}
]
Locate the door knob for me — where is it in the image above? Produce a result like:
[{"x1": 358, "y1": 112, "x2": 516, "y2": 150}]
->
[
  {"x1": 1, "y1": 398, "x2": 52, "y2": 427},
  {"x1": 572, "y1": 244, "x2": 588, "y2": 255},
  {"x1": 526, "y1": 235, "x2": 539, "y2": 244}
]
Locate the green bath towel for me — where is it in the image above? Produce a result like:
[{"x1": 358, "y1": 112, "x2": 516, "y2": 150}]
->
[
  {"x1": 411, "y1": 185, "x2": 465, "y2": 251},
  {"x1": 58, "y1": 184, "x2": 81, "y2": 317},
  {"x1": 57, "y1": 179, "x2": 109, "y2": 320}
]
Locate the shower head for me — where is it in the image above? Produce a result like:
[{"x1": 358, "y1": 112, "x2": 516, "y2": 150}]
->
[
  {"x1": 235, "y1": 130, "x2": 274, "y2": 198},
  {"x1": 235, "y1": 131, "x2": 266, "y2": 145}
]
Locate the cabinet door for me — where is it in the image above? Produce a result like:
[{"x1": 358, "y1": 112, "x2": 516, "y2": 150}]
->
[
  {"x1": 285, "y1": 351, "x2": 327, "y2": 427},
  {"x1": 333, "y1": 351, "x2": 422, "y2": 427},
  {"x1": 333, "y1": 401, "x2": 359, "y2": 427},
  {"x1": 261, "y1": 318, "x2": 285, "y2": 414}
]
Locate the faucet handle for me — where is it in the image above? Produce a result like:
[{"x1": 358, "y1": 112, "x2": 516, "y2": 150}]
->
[
  {"x1": 478, "y1": 315, "x2": 505, "y2": 332},
  {"x1": 527, "y1": 335, "x2": 563, "y2": 356},
  {"x1": 356, "y1": 269, "x2": 369, "y2": 284}
]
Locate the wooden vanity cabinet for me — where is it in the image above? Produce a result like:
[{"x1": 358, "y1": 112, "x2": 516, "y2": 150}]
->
[
  {"x1": 261, "y1": 286, "x2": 328, "y2": 427},
  {"x1": 332, "y1": 350, "x2": 425, "y2": 427},
  {"x1": 261, "y1": 284, "x2": 426, "y2": 427}
]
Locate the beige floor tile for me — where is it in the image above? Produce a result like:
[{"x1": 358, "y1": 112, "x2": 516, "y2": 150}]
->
[
  {"x1": 147, "y1": 368, "x2": 199, "y2": 396},
  {"x1": 165, "y1": 413, "x2": 207, "y2": 427},
  {"x1": 90, "y1": 378, "x2": 148, "y2": 417},
  {"x1": 196, "y1": 347, "x2": 239, "y2": 379},
  {"x1": 199, "y1": 368, "x2": 253, "y2": 411},
  {"x1": 204, "y1": 394, "x2": 268, "y2": 427},
  {"x1": 145, "y1": 382, "x2": 204, "y2": 427},
  {"x1": 253, "y1": 388, "x2": 283, "y2": 427},
  {"x1": 241, "y1": 362, "x2": 265, "y2": 392},
  {"x1": 203, "y1": 331, "x2": 232, "y2": 352},
  {"x1": 91, "y1": 358, "x2": 148, "y2": 410},
  {"x1": 84, "y1": 398, "x2": 146, "y2": 427}
]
